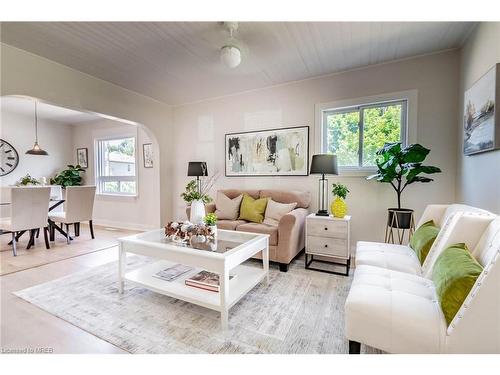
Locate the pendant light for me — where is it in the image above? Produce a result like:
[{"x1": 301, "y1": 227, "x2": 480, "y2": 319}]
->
[{"x1": 26, "y1": 101, "x2": 48, "y2": 156}]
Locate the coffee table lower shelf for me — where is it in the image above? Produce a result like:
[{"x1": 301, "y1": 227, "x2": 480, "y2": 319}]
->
[{"x1": 124, "y1": 260, "x2": 267, "y2": 312}]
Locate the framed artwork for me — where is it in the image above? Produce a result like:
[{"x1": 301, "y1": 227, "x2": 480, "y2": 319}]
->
[
  {"x1": 76, "y1": 148, "x2": 88, "y2": 169},
  {"x1": 225, "y1": 126, "x2": 309, "y2": 176},
  {"x1": 143, "y1": 143, "x2": 153, "y2": 168},
  {"x1": 463, "y1": 63, "x2": 500, "y2": 155}
]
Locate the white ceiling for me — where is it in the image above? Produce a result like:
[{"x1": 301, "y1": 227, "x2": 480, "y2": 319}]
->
[
  {"x1": 1, "y1": 96, "x2": 102, "y2": 124},
  {"x1": 1, "y1": 22, "x2": 476, "y2": 105}
]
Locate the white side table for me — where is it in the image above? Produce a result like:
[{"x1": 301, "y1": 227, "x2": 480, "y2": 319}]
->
[{"x1": 305, "y1": 214, "x2": 351, "y2": 276}]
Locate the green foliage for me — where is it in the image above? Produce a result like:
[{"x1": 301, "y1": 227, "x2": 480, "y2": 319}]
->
[
  {"x1": 180, "y1": 180, "x2": 212, "y2": 204},
  {"x1": 327, "y1": 104, "x2": 402, "y2": 166},
  {"x1": 50, "y1": 165, "x2": 85, "y2": 187},
  {"x1": 107, "y1": 139, "x2": 134, "y2": 156},
  {"x1": 203, "y1": 213, "x2": 218, "y2": 226},
  {"x1": 18, "y1": 174, "x2": 40, "y2": 186},
  {"x1": 331, "y1": 183, "x2": 349, "y2": 199},
  {"x1": 367, "y1": 142, "x2": 441, "y2": 209}
]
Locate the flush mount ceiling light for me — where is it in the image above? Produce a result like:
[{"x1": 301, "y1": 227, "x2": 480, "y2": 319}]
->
[
  {"x1": 220, "y1": 22, "x2": 242, "y2": 68},
  {"x1": 26, "y1": 100, "x2": 49, "y2": 156}
]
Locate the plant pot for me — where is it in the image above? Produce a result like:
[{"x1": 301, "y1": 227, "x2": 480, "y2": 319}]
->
[
  {"x1": 387, "y1": 208, "x2": 414, "y2": 229},
  {"x1": 189, "y1": 199, "x2": 205, "y2": 224},
  {"x1": 331, "y1": 197, "x2": 347, "y2": 218}
]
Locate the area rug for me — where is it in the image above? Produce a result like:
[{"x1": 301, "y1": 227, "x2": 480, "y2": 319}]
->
[{"x1": 13, "y1": 256, "x2": 378, "y2": 354}]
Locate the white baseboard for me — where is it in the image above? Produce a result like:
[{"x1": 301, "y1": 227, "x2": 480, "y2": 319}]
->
[{"x1": 89, "y1": 219, "x2": 156, "y2": 232}]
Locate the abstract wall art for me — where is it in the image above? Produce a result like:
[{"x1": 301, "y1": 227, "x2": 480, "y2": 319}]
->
[
  {"x1": 225, "y1": 126, "x2": 309, "y2": 176},
  {"x1": 463, "y1": 63, "x2": 500, "y2": 155}
]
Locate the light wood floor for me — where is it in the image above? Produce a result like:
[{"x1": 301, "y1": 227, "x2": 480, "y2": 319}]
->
[
  {"x1": 0, "y1": 225, "x2": 140, "y2": 354},
  {"x1": 1, "y1": 224, "x2": 139, "y2": 275}
]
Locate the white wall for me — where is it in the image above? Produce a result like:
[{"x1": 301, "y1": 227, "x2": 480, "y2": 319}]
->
[
  {"x1": 1, "y1": 43, "x2": 172, "y2": 226},
  {"x1": 0, "y1": 108, "x2": 73, "y2": 185},
  {"x1": 71, "y1": 119, "x2": 160, "y2": 230},
  {"x1": 172, "y1": 50, "x2": 460, "y2": 247},
  {"x1": 457, "y1": 23, "x2": 500, "y2": 214}
]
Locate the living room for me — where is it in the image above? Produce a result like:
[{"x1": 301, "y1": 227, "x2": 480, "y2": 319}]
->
[{"x1": 1, "y1": 0, "x2": 500, "y2": 373}]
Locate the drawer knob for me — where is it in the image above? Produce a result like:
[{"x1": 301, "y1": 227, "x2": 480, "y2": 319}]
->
[
  {"x1": 324, "y1": 244, "x2": 328, "y2": 248},
  {"x1": 324, "y1": 227, "x2": 328, "y2": 230}
]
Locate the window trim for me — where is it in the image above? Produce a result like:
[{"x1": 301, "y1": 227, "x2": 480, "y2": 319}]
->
[
  {"x1": 315, "y1": 90, "x2": 418, "y2": 176},
  {"x1": 94, "y1": 135, "x2": 139, "y2": 197}
]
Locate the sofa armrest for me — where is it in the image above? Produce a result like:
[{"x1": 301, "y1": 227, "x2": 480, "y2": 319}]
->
[
  {"x1": 185, "y1": 202, "x2": 216, "y2": 220},
  {"x1": 277, "y1": 208, "x2": 309, "y2": 264}
]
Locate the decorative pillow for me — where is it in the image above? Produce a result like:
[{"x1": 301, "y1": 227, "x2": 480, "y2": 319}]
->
[
  {"x1": 214, "y1": 192, "x2": 243, "y2": 220},
  {"x1": 432, "y1": 243, "x2": 483, "y2": 326},
  {"x1": 263, "y1": 199, "x2": 297, "y2": 227},
  {"x1": 239, "y1": 194, "x2": 268, "y2": 223},
  {"x1": 409, "y1": 220, "x2": 440, "y2": 264}
]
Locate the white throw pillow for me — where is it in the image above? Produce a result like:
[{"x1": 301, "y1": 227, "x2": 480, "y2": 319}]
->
[
  {"x1": 263, "y1": 199, "x2": 297, "y2": 227},
  {"x1": 215, "y1": 192, "x2": 243, "y2": 220}
]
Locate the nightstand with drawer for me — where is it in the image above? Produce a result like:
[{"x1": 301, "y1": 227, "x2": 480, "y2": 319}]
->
[{"x1": 305, "y1": 213, "x2": 351, "y2": 276}]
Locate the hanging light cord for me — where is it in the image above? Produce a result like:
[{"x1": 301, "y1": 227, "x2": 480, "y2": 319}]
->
[{"x1": 34, "y1": 101, "x2": 39, "y2": 143}]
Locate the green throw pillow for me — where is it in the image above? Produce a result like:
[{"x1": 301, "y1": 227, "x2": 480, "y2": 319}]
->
[
  {"x1": 238, "y1": 194, "x2": 268, "y2": 223},
  {"x1": 409, "y1": 220, "x2": 440, "y2": 264},
  {"x1": 432, "y1": 243, "x2": 483, "y2": 326}
]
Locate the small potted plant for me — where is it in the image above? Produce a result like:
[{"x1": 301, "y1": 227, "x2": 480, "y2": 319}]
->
[
  {"x1": 50, "y1": 165, "x2": 85, "y2": 187},
  {"x1": 203, "y1": 213, "x2": 218, "y2": 237},
  {"x1": 181, "y1": 180, "x2": 213, "y2": 224},
  {"x1": 367, "y1": 142, "x2": 441, "y2": 229},
  {"x1": 17, "y1": 174, "x2": 40, "y2": 186},
  {"x1": 331, "y1": 183, "x2": 349, "y2": 218}
]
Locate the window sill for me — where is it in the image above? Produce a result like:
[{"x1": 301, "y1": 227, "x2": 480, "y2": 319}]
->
[
  {"x1": 96, "y1": 193, "x2": 138, "y2": 200},
  {"x1": 338, "y1": 168, "x2": 377, "y2": 177}
]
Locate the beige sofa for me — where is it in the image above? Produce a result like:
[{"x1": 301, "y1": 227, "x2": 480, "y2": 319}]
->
[{"x1": 187, "y1": 189, "x2": 311, "y2": 272}]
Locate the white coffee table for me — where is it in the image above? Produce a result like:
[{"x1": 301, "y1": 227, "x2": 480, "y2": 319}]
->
[{"x1": 118, "y1": 229, "x2": 270, "y2": 329}]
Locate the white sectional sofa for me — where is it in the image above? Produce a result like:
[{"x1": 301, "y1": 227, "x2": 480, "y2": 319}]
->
[{"x1": 345, "y1": 204, "x2": 500, "y2": 353}]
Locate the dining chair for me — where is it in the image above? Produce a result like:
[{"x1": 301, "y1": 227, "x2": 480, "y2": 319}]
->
[
  {"x1": 48, "y1": 185, "x2": 96, "y2": 244},
  {"x1": 0, "y1": 186, "x2": 51, "y2": 256}
]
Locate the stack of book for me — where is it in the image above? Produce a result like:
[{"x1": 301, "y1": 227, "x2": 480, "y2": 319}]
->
[
  {"x1": 185, "y1": 271, "x2": 235, "y2": 293},
  {"x1": 153, "y1": 264, "x2": 193, "y2": 282}
]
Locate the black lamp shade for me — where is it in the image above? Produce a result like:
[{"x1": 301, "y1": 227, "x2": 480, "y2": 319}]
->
[
  {"x1": 310, "y1": 154, "x2": 338, "y2": 175},
  {"x1": 187, "y1": 162, "x2": 208, "y2": 177}
]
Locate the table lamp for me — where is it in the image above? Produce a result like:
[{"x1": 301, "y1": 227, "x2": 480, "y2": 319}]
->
[
  {"x1": 310, "y1": 154, "x2": 338, "y2": 216},
  {"x1": 187, "y1": 161, "x2": 208, "y2": 194}
]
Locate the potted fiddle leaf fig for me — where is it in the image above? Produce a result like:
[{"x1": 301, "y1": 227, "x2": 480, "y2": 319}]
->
[
  {"x1": 367, "y1": 142, "x2": 441, "y2": 229},
  {"x1": 50, "y1": 165, "x2": 85, "y2": 187}
]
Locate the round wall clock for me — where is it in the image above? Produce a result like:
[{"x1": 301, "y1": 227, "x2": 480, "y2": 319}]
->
[{"x1": 0, "y1": 139, "x2": 20, "y2": 176}]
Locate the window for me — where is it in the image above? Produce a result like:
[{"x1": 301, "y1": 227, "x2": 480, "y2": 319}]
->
[
  {"x1": 95, "y1": 137, "x2": 137, "y2": 196},
  {"x1": 322, "y1": 100, "x2": 407, "y2": 169}
]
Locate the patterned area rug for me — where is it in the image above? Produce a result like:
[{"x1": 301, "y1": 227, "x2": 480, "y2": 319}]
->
[{"x1": 14, "y1": 254, "x2": 378, "y2": 354}]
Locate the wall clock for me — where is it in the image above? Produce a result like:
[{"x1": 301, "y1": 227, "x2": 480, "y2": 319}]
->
[{"x1": 0, "y1": 139, "x2": 20, "y2": 176}]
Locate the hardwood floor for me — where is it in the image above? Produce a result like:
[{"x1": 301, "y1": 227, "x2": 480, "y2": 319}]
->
[
  {"x1": 0, "y1": 225, "x2": 140, "y2": 354},
  {"x1": 0, "y1": 224, "x2": 139, "y2": 275}
]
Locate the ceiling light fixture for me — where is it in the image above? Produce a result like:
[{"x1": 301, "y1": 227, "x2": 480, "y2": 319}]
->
[
  {"x1": 26, "y1": 101, "x2": 48, "y2": 156},
  {"x1": 220, "y1": 22, "x2": 241, "y2": 68}
]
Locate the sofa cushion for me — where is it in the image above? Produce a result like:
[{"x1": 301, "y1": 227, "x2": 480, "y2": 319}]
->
[
  {"x1": 236, "y1": 222, "x2": 278, "y2": 246},
  {"x1": 219, "y1": 189, "x2": 260, "y2": 200},
  {"x1": 239, "y1": 194, "x2": 268, "y2": 223},
  {"x1": 355, "y1": 241, "x2": 422, "y2": 275},
  {"x1": 259, "y1": 189, "x2": 311, "y2": 209},
  {"x1": 214, "y1": 191, "x2": 243, "y2": 220},
  {"x1": 410, "y1": 220, "x2": 440, "y2": 264},
  {"x1": 432, "y1": 243, "x2": 483, "y2": 326},
  {"x1": 345, "y1": 265, "x2": 447, "y2": 353},
  {"x1": 263, "y1": 199, "x2": 297, "y2": 227},
  {"x1": 216, "y1": 220, "x2": 247, "y2": 230}
]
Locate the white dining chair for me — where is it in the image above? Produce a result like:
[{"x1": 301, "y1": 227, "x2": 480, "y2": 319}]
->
[
  {"x1": 48, "y1": 185, "x2": 96, "y2": 244},
  {"x1": 0, "y1": 186, "x2": 51, "y2": 256}
]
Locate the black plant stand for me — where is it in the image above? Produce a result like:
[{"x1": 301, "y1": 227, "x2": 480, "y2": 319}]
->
[{"x1": 385, "y1": 208, "x2": 415, "y2": 244}]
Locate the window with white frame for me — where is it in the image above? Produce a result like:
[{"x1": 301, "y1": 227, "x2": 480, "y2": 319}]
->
[
  {"x1": 95, "y1": 137, "x2": 137, "y2": 196},
  {"x1": 322, "y1": 99, "x2": 407, "y2": 169}
]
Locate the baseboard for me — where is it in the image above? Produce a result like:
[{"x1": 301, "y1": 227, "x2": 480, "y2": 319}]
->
[{"x1": 89, "y1": 219, "x2": 156, "y2": 232}]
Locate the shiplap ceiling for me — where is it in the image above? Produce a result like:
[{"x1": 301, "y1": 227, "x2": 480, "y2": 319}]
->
[
  {"x1": 1, "y1": 22, "x2": 476, "y2": 105},
  {"x1": 1, "y1": 96, "x2": 101, "y2": 124}
]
